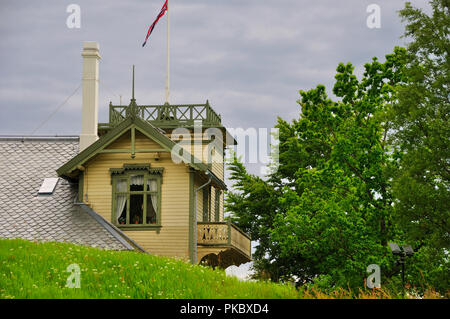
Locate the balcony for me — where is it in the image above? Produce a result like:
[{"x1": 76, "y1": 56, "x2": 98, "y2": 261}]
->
[
  {"x1": 197, "y1": 221, "x2": 251, "y2": 269},
  {"x1": 98, "y1": 101, "x2": 223, "y2": 133}
]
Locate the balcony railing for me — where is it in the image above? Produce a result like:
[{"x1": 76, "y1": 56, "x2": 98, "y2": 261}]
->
[
  {"x1": 106, "y1": 101, "x2": 222, "y2": 128},
  {"x1": 197, "y1": 221, "x2": 251, "y2": 259}
]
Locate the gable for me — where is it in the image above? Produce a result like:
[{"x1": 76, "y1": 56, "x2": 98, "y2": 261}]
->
[
  {"x1": 104, "y1": 130, "x2": 131, "y2": 149},
  {"x1": 105, "y1": 130, "x2": 161, "y2": 151},
  {"x1": 57, "y1": 116, "x2": 211, "y2": 181}
]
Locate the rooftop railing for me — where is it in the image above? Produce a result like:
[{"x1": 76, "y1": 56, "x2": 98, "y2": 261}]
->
[{"x1": 106, "y1": 101, "x2": 222, "y2": 128}]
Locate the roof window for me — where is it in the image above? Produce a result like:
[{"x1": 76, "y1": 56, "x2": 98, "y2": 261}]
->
[{"x1": 38, "y1": 178, "x2": 59, "y2": 195}]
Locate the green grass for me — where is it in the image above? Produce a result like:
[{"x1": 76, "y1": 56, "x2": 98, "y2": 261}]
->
[
  {"x1": 0, "y1": 238, "x2": 300, "y2": 299},
  {"x1": 2, "y1": 239, "x2": 444, "y2": 299}
]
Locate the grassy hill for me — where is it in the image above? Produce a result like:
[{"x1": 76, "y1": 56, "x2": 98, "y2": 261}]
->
[
  {"x1": 0, "y1": 238, "x2": 300, "y2": 299},
  {"x1": 1, "y1": 238, "x2": 443, "y2": 299}
]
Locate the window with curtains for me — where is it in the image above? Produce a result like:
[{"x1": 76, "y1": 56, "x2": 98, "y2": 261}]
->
[{"x1": 111, "y1": 169, "x2": 161, "y2": 228}]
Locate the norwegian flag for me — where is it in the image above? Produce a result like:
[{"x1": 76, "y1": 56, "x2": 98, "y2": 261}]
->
[{"x1": 142, "y1": 0, "x2": 168, "y2": 47}]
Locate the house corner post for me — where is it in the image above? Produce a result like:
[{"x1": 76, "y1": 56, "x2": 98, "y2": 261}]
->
[{"x1": 189, "y1": 170, "x2": 195, "y2": 264}]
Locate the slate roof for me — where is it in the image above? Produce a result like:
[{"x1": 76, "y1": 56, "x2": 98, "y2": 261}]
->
[{"x1": 0, "y1": 136, "x2": 136, "y2": 251}]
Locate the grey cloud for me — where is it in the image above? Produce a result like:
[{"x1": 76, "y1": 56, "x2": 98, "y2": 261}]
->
[{"x1": 0, "y1": 0, "x2": 431, "y2": 137}]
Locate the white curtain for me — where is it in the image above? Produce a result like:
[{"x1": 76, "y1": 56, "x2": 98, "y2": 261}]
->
[
  {"x1": 115, "y1": 179, "x2": 127, "y2": 223},
  {"x1": 130, "y1": 175, "x2": 144, "y2": 186},
  {"x1": 147, "y1": 179, "x2": 158, "y2": 213}
]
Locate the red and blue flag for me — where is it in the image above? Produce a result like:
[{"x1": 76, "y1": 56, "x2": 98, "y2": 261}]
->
[{"x1": 142, "y1": 0, "x2": 168, "y2": 47}]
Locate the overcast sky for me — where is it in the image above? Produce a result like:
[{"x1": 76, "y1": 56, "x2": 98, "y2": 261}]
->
[
  {"x1": 0, "y1": 0, "x2": 432, "y2": 279},
  {"x1": 0, "y1": 0, "x2": 430, "y2": 136}
]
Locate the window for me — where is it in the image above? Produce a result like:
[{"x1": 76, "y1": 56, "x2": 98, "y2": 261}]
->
[
  {"x1": 214, "y1": 189, "x2": 221, "y2": 222},
  {"x1": 38, "y1": 178, "x2": 59, "y2": 195},
  {"x1": 111, "y1": 165, "x2": 162, "y2": 228},
  {"x1": 202, "y1": 187, "x2": 210, "y2": 222}
]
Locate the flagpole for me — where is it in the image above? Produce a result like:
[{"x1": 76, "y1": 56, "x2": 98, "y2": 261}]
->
[{"x1": 165, "y1": 0, "x2": 170, "y2": 104}]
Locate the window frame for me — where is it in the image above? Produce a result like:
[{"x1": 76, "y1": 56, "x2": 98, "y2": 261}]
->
[
  {"x1": 111, "y1": 166, "x2": 162, "y2": 230},
  {"x1": 202, "y1": 186, "x2": 211, "y2": 222}
]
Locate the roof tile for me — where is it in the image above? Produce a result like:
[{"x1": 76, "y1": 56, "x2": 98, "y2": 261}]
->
[{"x1": 0, "y1": 137, "x2": 131, "y2": 251}]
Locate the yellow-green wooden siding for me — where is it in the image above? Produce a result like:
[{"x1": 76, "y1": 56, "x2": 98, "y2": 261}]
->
[{"x1": 81, "y1": 129, "x2": 225, "y2": 259}]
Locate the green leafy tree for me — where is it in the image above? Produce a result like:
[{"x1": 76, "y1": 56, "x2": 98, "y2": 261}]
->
[
  {"x1": 391, "y1": 0, "x2": 449, "y2": 251},
  {"x1": 226, "y1": 48, "x2": 409, "y2": 289}
]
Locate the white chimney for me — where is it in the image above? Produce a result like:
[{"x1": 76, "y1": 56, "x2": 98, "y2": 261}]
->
[{"x1": 80, "y1": 41, "x2": 101, "y2": 152}]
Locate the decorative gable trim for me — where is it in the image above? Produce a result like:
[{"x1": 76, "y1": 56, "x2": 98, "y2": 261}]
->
[
  {"x1": 56, "y1": 115, "x2": 226, "y2": 190},
  {"x1": 57, "y1": 116, "x2": 206, "y2": 178},
  {"x1": 109, "y1": 164, "x2": 164, "y2": 177}
]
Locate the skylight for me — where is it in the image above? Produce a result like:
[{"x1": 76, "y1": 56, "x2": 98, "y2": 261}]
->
[{"x1": 38, "y1": 178, "x2": 59, "y2": 195}]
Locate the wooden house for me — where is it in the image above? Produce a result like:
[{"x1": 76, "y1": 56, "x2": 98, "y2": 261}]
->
[{"x1": 8, "y1": 41, "x2": 251, "y2": 269}]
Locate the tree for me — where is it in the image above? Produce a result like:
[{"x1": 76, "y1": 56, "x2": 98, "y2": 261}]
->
[
  {"x1": 226, "y1": 48, "x2": 409, "y2": 289},
  {"x1": 391, "y1": 0, "x2": 450, "y2": 251}
]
